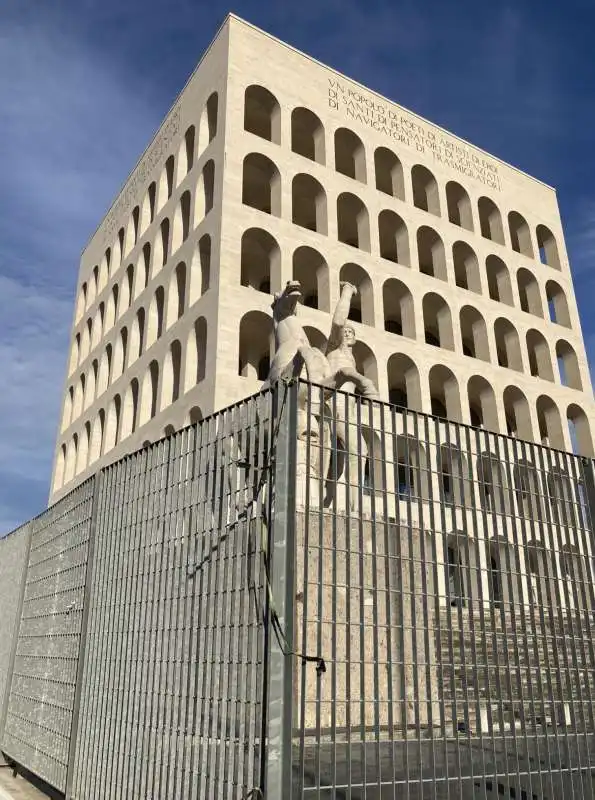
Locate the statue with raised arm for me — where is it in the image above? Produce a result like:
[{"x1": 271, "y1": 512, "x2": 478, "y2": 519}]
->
[{"x1": 324, "y1": 282, "x2": 379, "y2": 400}]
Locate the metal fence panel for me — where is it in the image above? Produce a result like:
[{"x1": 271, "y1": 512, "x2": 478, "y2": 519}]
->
[
  {"x1": 290, "y1": 384, "x2": 595, "y2": 799},
  {"x1": 0, "y1": 522, "x2": 32, "y2": 764},
  {"x1": 71, "y1": 391, "x2": 275, "y2": 799},
  {"x1": 1, "y1": 478, "x2": 95, "y2": 793}
]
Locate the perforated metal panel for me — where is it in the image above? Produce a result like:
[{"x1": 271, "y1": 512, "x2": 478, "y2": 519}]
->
[
  {"x1": 0, "y1": 522, "x2": 32, "y2": 764},
  {"x1": 1, "y1": 479, "x2": 95, "y2": 792}
]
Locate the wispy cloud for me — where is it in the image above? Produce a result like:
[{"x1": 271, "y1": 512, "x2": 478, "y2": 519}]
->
[{"x1": 0, "y1": 14, "x2": 159, "y2": 534}]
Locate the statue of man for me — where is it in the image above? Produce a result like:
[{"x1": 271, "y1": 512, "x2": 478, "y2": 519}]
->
[
  {"x1": 324, "y1": 282, "x2": 379, "y2": 400},
  {"x1": 322, "y1": 282, "x2": 378, "y2": 506}
]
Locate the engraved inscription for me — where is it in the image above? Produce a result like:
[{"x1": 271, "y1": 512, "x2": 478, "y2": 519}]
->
[
  {"x1": 327, "y1": 78, "x2": 501, "y2": 191},
  {"x1": 102, "y1": 106, "x2": 182, "y2": 244}
]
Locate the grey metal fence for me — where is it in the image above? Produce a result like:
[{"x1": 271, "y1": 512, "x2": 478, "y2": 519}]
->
[
  {"x1": 288, "y1": 382, "x2": 595, "y2": 799},
  {"x1": 1, "y1": 478, "x2": 95, "y2": 793},
  {"x1": 70, "y1": 389, "x2": 276, "y2": 799},
  {"x1": 1, "y1": 381, "x2": 595, "y2": 799}
]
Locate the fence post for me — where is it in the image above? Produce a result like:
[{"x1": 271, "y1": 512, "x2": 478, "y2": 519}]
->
[
  {"x1": 0, "y1": 522, "x2": 34, "y2": 761},
  {"x1": 64, "y1": 472, "x2": 102, "y2": 800},
  {"x1": 263, "y1": 380, "x2": 298, "y2": 798}
]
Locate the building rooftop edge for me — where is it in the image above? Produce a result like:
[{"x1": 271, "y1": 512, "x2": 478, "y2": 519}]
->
[
  {"x1": 80, "y1": 10, "x2": 555, "y2": 262},
  {"x1": 226, "y1": 13, "x2": 555, "y2": 194}
]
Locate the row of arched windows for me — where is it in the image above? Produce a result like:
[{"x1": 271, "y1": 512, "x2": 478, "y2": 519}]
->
[
  {"x1": 238, "y1": 230, "x2": 581, "y2": 392},
  {"x1": 55, "y1": 317, "x2": 208, "y2": 490},
  {"x1": 74, "y1": 91, "x2": 218, "y2": 325},
  {"x1": 237, "y1": 309, "x2": 592, "y2": 455},
  {"x1": 241, "y1": 155, "x2": 571, "y2": 327},
  {"x1": 244, "y1": 84, "x2": 562, "y2": 268},
  {"x1": 64, "y1": 242, "x2": 210, "y2": 429},
  {"x1": 70, "y1": 225, "x2": 212, "y2": 377}
]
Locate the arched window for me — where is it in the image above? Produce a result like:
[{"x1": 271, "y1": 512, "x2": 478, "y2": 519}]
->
[
  {"x1": 526, "y1": 329, "x2": 553, "y2": 381},
  {"x1": 468, "y1": 375, "x2": 499, "y2": 431},
  {"x1": 188, "y1": 406, "x2": 203, "y2": 425},
  {"x1": 411, "y1": 164, "x2": 440, "y2": 216},
  {"x1": 536, "y1": 224, "x2": 561, "y2": 270},
  {"x1": 417, "y1": 226, "x2": 447, "y2": 280},
  {"x1": 291, "y1": 107, "x2": 325, "y2": 164},
  {"x1": 166, "y1": 262, "x2": 187, "y2": 328},
  {"x1": 180, "y1": 125, "x2": 195, "y2": 178},
  {"x1": 64, "y1": 433, "x2": 78, "y2": 485},
  {"x1": 339, "y1": 263, "x2": 374, "y2": 325},
  {"x1": 513, "y1": 460, "x2": 541, "y2": 519},
  {"x1": 84, "y1": 361, "x2": 97, "y2": 411},
  {"x1": 97, "y1": 345, "x2": 112, "y2": 396},
  {"x1": 478, "y1": 456, "x2": 507, "y2": 514},
  {"x1": 238, "y1": 310, "x2": 273, "y2": 380},
  {"x1": 121, "y1": 378, "x2": 139, "y2": 440},
  {"x1": 478, "y1": 197, "x2": 504, "y2": 244},
  {"x1": 244, "y1": 85, "x2": 280, "y2": 143},
  {"x1": 387, "y1": 353, "x2": 416, "y2": 407},
  {"x1": 446, "y1": 181, "x2": 473, "y2": 230},
  {"x1": 185, "y1": 316, "x2": 207, "y2": 391},
  {"x1": 394, "y1": 435, "x2": 429, "y2": 499},
  {"x1": 556, "y1": 340, "x2": 582, "y2": 390},
  {"x1": 503, "y1": 385, "x2": 533, "y2": 440},
  {"x1": 517, "y1": 268, "x2": 543, "y2": 317},
  {"x1": 378, "y1": 210, "x2": 409, "y2": 265},
  {"x1": 374, "y1": 147, "x2": 404, "y2": 200},
  {"x1": 195, "y1": 160, "x2": 215, "y2": 225},
  {"x1": 453, "y1": 241, "x2": 481, "y2": 293},
  {"x1": 199, "y1": 92, "x2": 218, "y2": 154},
  {"x1": 486, "y1": 255, "x2": 513, "y2": 305},
  {"x1": 61, "y1": 386, "x2": 74, "y2": 432},
  {"x1": 494, "y1": 317, "x2": 523, "y2": 371},
  {"x1": 189, "y1": 234, "x2": 211, "y2": 304},
  {"x1": 293, "y1": 247, "x2": 330, "y2": 311},
  {"x1": 242, "y1": 153, "x2": 281, "y2": 216},
  {"x1": 422, "y1": 292, "x2": 454, "y2": 350},
  {"x1": 89, "y1": 409, "x2": 105, "y2": 465},
  {"x1": 428, "y1": 364, "x2": 461, "y2": 421},
  {"x1": 120, "y1": 264, "x2": 134, "y2": 317},
  {"x1": 292, "y1": 174, "x2": 327, "y2": 233},
  {"x1": 162, "y1": 339, "x2": 182, "y2": 408},
  {"x1": 508, "y1": 211, "x2": 533, "y2": 257},
  {"x1": 459, "y1": 306, "x2": 490, "y2": 361},
  {"x1": 139, "y1": 360, "x2": 159, "y2": 424},
  {"x1": 334, "y1": 128, "x2": 366, "y2": 182},
  {"x1": 382, "y1": 278, "x2": 415, "y2": 338},
  {"x1": 172, "y1": 190, "x2": 191, "y2": 252},
  {"x1": 545, "y1": 280, "x2": 571, "y2": 327},
  {"x1": 146, "y1": 286, "x2": 165, "y2": 347},
  {"x1": 130, "y1": 307, "x2": 145, "y2": 362},
  {"x1": 104, "y1": 285, "x2": 118, "y2": 332},
  {"x1": 446, "y1": 536, "x2": 466, "y2": 606},
  {"x1": 241, "y1": 228, "x2": 280, "y2": 294},
  {"x1": 154, "y1": 217, "x2": 170, "y2": 273},
  {"x1": 68, "y1": 334, "x2": 80, "y2": 376},
  {"x1": 337, "y1": 192, "x2": 370, "y2": 251},
  {"x1": 113, "y1": 327, "x2": 128, "y2": 379},
  {"x1": 536, "y1": 394, "x2": 565, "y2": 449},
  {"x1": 567, "y1": 403, "x2": 593, "y2": 457},
  {"x1": 352, "y1": 341, "x2": 378, "y2": 389},
  {"x1": 140, "y1": 243, "x2": 151, "y2": 292},
  {"x1": 157, "y1": 155, "x2": 175, "y2": 211},
  {"x1": 104, "y1": 394, "x2": 121, "y2": 452},
  {"x1": 91, "y1": 303, "x2": 104, "y2": 349},
  {"x1": 140, "y1": 181, "x2": 156, "y2": 233}
]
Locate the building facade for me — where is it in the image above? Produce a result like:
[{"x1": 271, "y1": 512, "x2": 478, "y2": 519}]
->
[{"x1": 50, "y1": 13, "x2": 594, "y2": 503}]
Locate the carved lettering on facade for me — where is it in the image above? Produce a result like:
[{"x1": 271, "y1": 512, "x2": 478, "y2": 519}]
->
[
  {"x1": 327, "y1": 78, "x2": 502, "y2": 191},
  {"x1": 102, "y1": 106, "x2": 182, "y2": 245}
]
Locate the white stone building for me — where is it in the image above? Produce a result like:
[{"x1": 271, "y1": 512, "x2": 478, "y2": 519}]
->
[{"x1": 50, "y1": 13, "x2": 594, "y2": 507}]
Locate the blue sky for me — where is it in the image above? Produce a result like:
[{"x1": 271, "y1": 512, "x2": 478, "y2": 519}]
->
[{"x1": 1, "y1": 0, "x2": 594, "y2": 533}]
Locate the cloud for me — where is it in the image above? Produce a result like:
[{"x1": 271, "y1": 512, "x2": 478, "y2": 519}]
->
[{"x1": 0, "y1": 15, "x2": 160, "y2": 534}]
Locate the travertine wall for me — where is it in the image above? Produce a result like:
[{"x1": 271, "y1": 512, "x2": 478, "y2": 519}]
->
[{"x1": 50, "y1": 14, "x2": 595, "y2": 504}]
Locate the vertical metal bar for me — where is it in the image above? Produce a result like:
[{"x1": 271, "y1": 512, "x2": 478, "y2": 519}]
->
[
  {"x1": 64, "y1": 474, "x2": 100, "y2": 800},
  {"x1": 263, "y1": 380, "x2": 298, "y2": 798}
]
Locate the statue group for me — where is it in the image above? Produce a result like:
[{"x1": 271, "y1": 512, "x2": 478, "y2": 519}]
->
[{"x1": 262, "y1": 280, "x2": 380, "y2": 506}]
